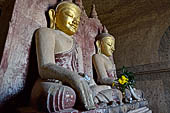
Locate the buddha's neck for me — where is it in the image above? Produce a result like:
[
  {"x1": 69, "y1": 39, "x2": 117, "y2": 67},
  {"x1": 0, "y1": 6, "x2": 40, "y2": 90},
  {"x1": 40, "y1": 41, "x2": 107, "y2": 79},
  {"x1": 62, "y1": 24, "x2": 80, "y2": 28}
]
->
[
  {"x1": 55, "y1": 29, "x2": 73, "y2": 39},
  {"x1": 101, "y1": 53, "x2": 110, "y2": 60}
]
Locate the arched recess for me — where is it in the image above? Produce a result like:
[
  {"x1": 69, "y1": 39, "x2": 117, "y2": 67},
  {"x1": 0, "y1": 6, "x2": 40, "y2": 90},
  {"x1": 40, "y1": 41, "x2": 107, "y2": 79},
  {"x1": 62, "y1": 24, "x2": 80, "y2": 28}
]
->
[{"x1": 158, "y1": 26, "x2": 170, "y2": 62}]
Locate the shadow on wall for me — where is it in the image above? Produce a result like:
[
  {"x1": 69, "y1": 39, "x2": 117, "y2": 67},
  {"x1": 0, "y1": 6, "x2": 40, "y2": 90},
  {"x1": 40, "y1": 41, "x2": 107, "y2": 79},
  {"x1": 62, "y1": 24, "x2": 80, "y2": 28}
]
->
[
  {"x1": 0, "y1": 32, "x2": 39, "y2": 113},
  {"x1": 0, "y1": 0, "x2": 16, "y2": 62},
  {"x1": 0, "y1": 8, "x2": 1, "y2": 16}
]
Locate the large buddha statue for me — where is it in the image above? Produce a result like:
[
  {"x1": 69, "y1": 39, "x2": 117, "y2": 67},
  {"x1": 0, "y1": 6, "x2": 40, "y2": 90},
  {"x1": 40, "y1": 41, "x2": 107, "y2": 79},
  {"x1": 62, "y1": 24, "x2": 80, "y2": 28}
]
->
[
  {"x1": 31, "y1": 1, "x2": 122, "y2": 112},
  {"x1": 31, "y1": 1, "x2": 95, "y2": 111}
]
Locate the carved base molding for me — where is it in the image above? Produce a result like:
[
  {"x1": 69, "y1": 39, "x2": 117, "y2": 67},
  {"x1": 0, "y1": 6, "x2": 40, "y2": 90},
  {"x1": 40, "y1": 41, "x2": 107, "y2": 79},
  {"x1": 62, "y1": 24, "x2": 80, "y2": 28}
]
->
[{"x1": 18, "y1": 100, "x2": 148, "y2": 113}]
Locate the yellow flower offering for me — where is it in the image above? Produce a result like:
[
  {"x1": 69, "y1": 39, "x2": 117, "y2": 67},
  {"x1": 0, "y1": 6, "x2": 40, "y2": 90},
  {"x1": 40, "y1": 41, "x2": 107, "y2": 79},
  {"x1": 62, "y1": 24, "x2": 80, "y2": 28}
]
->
[{"x1": 118, "y1": 75, "x2": 128, "y2": 85}]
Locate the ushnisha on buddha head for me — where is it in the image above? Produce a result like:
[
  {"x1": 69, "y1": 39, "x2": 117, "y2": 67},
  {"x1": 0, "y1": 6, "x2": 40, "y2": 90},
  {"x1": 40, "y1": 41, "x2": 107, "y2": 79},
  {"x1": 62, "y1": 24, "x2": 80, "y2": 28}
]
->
[
  {"x1": 49, "y1": 1, "x2": 81, "y2": 35},
  {"x1": 96, "y1": 26, "x2": 115, "y2": 57}
]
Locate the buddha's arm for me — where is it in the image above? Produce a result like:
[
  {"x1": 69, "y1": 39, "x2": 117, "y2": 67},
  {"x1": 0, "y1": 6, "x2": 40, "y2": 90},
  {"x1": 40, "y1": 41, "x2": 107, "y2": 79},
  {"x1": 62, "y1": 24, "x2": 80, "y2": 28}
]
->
[
  {"x1": 92, "y1": 54, "x2": 115, "y2": 85},
  {"x1": 35, "y1": 28, "x2": 81, "y2": 82}
]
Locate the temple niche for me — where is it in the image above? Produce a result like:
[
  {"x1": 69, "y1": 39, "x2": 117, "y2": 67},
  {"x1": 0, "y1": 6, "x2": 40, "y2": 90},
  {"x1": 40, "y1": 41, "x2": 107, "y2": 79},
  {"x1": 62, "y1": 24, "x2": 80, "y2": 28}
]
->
[{"x1": 0, "y1": 0, "x2": 170, "y2": 113}]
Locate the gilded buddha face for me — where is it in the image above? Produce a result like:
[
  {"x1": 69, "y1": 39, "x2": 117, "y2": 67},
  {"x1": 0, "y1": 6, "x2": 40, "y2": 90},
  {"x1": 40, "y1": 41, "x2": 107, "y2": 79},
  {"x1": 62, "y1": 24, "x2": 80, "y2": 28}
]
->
[
  {"x1": 55, "y1": 2, "x2": 81, "y2": 35},
  {"x1": 100, "y1": 36, "x2": 115, "y2": 57}
]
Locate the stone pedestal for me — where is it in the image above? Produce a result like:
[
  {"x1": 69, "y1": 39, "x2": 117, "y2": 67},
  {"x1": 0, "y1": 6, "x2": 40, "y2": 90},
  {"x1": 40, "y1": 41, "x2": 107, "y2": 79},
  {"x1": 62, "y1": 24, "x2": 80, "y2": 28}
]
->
[{"x1": 18, "y1": 100, "x2": 149, "y2": 113}]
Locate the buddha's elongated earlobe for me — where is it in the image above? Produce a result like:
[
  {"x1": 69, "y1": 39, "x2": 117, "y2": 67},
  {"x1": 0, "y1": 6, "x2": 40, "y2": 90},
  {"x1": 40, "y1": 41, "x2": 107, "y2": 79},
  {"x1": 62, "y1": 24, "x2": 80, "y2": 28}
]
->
[
  {"x1": 49, "y1": 9, "x2": 56, "y2": 29},
  {"x1": 96, "y1": 40, "x2": 101, "y2": 54}
]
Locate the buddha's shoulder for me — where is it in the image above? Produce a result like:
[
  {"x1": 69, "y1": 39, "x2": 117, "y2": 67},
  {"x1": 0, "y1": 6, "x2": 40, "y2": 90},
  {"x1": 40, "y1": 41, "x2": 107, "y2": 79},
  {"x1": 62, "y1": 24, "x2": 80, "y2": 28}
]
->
[
  {"x1": 36, "y1": 27, "x2": 62, "y2": 35},
  {"x1": 93, "y1": 54, "x2": 109, "y2": 61},
  {"x1": 92, "y1": 54, "x2": 104, "y2": 60}
]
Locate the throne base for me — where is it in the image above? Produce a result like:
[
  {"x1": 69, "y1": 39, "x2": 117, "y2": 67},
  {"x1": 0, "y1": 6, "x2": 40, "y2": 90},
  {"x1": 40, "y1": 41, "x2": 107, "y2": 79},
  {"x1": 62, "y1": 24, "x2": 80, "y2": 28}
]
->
[{"x1": 18, "y1": 100, "x2": 151, "y2": 113}]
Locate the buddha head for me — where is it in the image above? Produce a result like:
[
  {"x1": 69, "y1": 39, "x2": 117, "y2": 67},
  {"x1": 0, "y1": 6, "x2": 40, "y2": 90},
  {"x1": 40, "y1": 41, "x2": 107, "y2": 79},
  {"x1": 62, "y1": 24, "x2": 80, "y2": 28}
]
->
[
  {"x1": 96, "y1": 27, "x2": 115, "y2": 57},
  {"x1": 49, "y1": 1, "x2": 81, "y2": 35}
]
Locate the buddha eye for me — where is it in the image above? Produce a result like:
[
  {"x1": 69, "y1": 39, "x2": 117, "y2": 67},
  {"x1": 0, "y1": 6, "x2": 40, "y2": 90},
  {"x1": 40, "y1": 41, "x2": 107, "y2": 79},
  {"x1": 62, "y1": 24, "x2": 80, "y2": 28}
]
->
[
  {"x1": 107, "y1": 43, "x2": 112, "y2": 46},
  {"x1": 105, "y1": 42, "x2": 112, "y2": 46},
  {"x1": 64, "y1": 12, "x2": 73, "y2": 18}
]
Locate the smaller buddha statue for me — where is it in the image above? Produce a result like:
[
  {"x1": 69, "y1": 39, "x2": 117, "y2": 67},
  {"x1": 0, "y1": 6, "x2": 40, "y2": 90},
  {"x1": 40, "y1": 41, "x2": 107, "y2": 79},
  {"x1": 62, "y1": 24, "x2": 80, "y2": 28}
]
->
[
  {"x1": 93, "y1": 27, "x2": 143, "y2": 103},
  {"x1": 93, "y1": 27, "x2": 117, "y2": 86}
]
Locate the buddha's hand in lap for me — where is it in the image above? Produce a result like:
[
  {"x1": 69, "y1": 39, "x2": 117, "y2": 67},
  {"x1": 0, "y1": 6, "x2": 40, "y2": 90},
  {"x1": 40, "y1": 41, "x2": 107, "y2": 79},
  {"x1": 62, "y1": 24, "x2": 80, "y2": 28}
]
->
[{"x1": 71, "y1": 74, "x2": 96, "y2": 110}]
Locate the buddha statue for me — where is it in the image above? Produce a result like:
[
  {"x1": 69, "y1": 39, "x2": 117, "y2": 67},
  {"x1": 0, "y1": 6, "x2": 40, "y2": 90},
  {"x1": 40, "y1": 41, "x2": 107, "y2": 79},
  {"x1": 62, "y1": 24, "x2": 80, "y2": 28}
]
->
[
  {"x1": 31, "y1": 1, "x2": 122, "y2": 112},
  {"x1": 31, "y1": 1, "x2": 95, "y2": 111},
  {"x1": 93, "y1": 27, "x2": 144, "y2": 103},
  {"x1": 93, "y1": 27, "x2": 117, "y2": 86}
]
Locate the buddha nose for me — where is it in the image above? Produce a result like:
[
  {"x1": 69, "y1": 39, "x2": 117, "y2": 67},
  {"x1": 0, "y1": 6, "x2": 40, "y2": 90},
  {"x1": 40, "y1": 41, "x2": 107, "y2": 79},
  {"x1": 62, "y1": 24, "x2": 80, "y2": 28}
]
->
[{"x1": 111, "y1": 46, "x2": 115, "y2": 51}]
